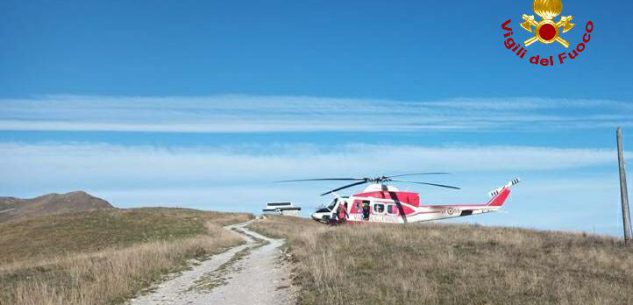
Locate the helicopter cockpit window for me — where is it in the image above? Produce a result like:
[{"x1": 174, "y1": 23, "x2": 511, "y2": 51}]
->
[
  {"x1": 374, "y1": 204, "x2": 385, "y2": 213},
  {"x1": 327, "y1": 198, "x2": 338, "y2": 211}
]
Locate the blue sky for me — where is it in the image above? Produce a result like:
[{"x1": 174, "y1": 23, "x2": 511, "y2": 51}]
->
[{"x1": 1, "y1": 1, "x2": 632, "y2": 236}]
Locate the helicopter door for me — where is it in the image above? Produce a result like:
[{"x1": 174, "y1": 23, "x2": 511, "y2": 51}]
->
[
  {"x1": 373, "y1": 203, "x2": 386, "y2": 222},
  {"x1": 387, "y1": 205, "x2": 399, "y2": 215},
  {"x1": 373, "y1": 203, "x2": 385, "y2": 214},
  {"x1": 386, "y1": 204, "x2": 399, "y2": 223}
]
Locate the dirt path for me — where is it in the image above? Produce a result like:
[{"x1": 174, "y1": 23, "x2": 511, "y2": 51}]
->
[{"x1": 128, "y1": 221, "x2": 296, "y2": 305}]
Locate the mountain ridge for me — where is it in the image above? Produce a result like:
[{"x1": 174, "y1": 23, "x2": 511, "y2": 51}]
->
[{"x1": 0, "y1": 191, "x2": 114, "y2": 222}]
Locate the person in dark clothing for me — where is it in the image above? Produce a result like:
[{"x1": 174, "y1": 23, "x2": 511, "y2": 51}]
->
[{"x1": 362, "y1": 201, "x2": 370, "y2": 220}]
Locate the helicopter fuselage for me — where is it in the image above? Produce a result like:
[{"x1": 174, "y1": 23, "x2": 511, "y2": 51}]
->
[{"x1": 311, "y1": 180, "x2": 518, "y2": 224}]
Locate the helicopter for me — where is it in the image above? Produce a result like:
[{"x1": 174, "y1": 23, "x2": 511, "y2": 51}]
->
[{"x1": 278, "y1": 173, "x2": 520, "y2": 224}]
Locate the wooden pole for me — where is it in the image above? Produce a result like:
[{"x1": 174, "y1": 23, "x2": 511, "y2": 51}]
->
[{"x1": 616, "y1": 127, "x2": 632, "y2": 244}]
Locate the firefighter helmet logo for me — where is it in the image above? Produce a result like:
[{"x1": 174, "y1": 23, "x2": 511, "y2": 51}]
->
[{"x1": 520, "y1": 0, "x2": 574, "y2": 48}]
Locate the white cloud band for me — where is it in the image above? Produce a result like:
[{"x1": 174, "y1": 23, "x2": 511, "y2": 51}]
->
[
  {"x1": 1, "y1": 95, "x2": 631, "y2": 132},
  {"x1": 0, "y1": 142, "x2": 619, "y2": 190}
]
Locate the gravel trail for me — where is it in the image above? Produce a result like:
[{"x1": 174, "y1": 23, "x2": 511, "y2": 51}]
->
[{"x1": 128, "y1": 221, "x2": 296, "y2": 305}]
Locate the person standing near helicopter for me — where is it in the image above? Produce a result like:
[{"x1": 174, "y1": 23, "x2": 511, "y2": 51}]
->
[
  {"x1": 337, "y1": 202, "x2": 348, "y2": 224},
  {"x1": 362, "y1": 201, "x2": 370, "y2": 221}
]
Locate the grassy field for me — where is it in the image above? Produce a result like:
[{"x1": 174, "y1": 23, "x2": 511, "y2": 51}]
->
[
  {"x1": 249, "y1": 216, "x2": 633, "y2": 305},
  {"x1": 0, "y1": 208, "x2": 252, "y2": 305}
]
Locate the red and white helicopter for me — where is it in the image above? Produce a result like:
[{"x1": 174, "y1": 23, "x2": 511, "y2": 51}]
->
[{"x1": 279, "y1": 173, "x2": 520, "y2": 224}]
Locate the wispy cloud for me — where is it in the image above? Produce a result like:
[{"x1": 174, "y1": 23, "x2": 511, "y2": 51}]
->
[
  {"x1": 0, "y1": 141, "x2": 624, "y2": 208},
  {"x1": 0, "y1": 142, "x2": 620, "y2": 187},
  {"x1": 1, "y1": 95, "x2": 631, "y2": 132}
]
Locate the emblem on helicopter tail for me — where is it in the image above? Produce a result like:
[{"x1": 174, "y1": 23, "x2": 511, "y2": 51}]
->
[
  {"x1": 500, "y1": 0, "x2": 594, "y2": 67},
  {"x1": 446, "y1": 207, "x2": 458, "y2": 216}
]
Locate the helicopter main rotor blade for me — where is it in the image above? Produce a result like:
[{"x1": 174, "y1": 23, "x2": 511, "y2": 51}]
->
[
  {"x1": 382, "y1": 185, "x2": 408, "y2": 224},
  {"x1": 275, "y1": 178, "x2": 365, "y2": 183},
  {"x1": 321, "y1": 180, "x2": 369, "y2": 196},
  {"x1": 387, "y1": 172, "x2": 450, "y2": 178},
  {"x1": 390, "y1": 180, "x2": 460, "y2": 190}
]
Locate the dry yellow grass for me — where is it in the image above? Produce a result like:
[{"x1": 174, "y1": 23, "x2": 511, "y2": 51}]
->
[
  {"x1": 0, "y1": 208, "x2": 252, "y2": 305},
  {"x1": 0, "y1": 208, "x2": 250, "y2": 264},
  {"x1": 249, "y1": 216, "x2": 633, "y2": 305}
]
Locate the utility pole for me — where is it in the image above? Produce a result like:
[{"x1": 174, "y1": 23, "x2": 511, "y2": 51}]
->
[{"x1": 616, "y1": 127, "x2": 632, "y2": 245}]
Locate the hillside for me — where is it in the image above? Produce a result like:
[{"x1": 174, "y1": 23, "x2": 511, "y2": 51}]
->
[
  {"x1": 0, "y1": 191, "x2": 113, "y2": 222},
  {"x1": 0, "y1": 207, "x2": 249, "y2": 264},
  {"x1": 249, "y1": 216, "x2": 633, "y2": 305},
  {"x1": 0, "y1": 207, "x2": 252, "y2": 305}
]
